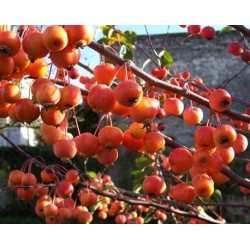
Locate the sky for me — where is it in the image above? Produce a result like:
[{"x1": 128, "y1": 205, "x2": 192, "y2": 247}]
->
[
  {"x1": 115, "y1": 25, "x2": 226, "y2": 35},
  {"x1": 80, "y1": 25, "x2": 228, "y2": 76}
]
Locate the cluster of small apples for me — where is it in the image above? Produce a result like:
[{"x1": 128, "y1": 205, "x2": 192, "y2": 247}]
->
[
  {"x1": 227, "y1": 41, "x2": 250, "y2": 63},
  {"x1": 145, "y1": 67, "x2": 249, "y2": 200},
  {"x1": 149, "y1": 68, "x2": 204, "y2": 127},
  {"x1": 0, "y1": 25, "x2": 94, "y2": 124},
  {"x1": 80, "y1": 62, "x2": 249, "y2": 204},
  {"x1": 8, "y1": 163, "x2": 185, "y2": 224},
  {"x1": 81, "y1": 61, "x2": 249, "y2": 201},
  {"x1": 47, "y1": 61, "x2": 169, "y2": 166},
  {"x1": 179, "y1": 24, "x2": 250, "y2": 64},
  {"x1": 152, "y1": 65, "x2": 249, "y2": 130},
  {"x1": 7, "y1": 165, "x2": 108, "y2": 224},
  {"x1": 143, "y1": 123, "x2": 249, "y2": 201},
  {"x1": 8, "y1": 162, "x2": 218, "y2": 224},
  {"x1": 180, "y1": 25, "x2": 216, "y2": 40},
  {"x1": 0, "y1": 25, "x2": 94, "y2": 79}
]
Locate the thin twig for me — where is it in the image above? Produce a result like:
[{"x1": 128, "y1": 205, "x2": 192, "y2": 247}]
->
[
  {"x1": 217, "y1": 64, "x2": 249, "y2": 89},
  {"x1": 106, "y1": 25, "x2": 159, "y2": 67},
  {"x1": 0, "y1": 132, "x2": 43, "y2": 168},
  {"x1": 144, "y1": 25, "x2": 159, "y2": 59},
  {"x1": 77, "y1": 61, "x2": 94, "y2": 74}
]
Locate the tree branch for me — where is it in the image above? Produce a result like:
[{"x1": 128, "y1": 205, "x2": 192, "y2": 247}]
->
[
  {"x1": 161, "y1": 133, "x2": 250, "y2": 189},
  {"x1": 221, "y1": 166, "x2": 250, "y2": 188},
  {"x1": 194, "y1": 202, "x2": 250, "y2": 208},
  {"x1": 85, "y1": 183, "x2": 224, "y2": 224},
  {"x1": 0, "y1": 132, "x2": 44, "y2": 168},
  {"x1": 88, "y1": 41, "x2": 250, "y2": 124},
  {"x1": 144, "y1": 25, "x2": 160, "y2": 60},
  {"x1": 77, "y1": 61, "x2": 94, "y2": 74},
  {"x1": 218, "y1": 64, "x2": 249, "y2": 89},
  {"x1": 230, "y1": 25, "x2": 250, "y2": 37}
]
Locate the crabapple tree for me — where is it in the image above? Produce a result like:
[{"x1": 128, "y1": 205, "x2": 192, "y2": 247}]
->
[{"x1": 0, "y1": 24, "x2": 250, "y2": 224}]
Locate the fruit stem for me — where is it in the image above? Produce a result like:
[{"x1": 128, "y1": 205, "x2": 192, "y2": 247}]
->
[
  {"x1": 48, "y1": 62, "x2": 53, "y2": 80},
  {"x1": 72, "y1": 107, "x2": 81, "y2": 135},
  {"x1": 206, "y1": 112, "x2": 213, "y2": 126},
  {"x1": 124, "y1": 62, "x2": 128, "y2": 81},
  {"x1": 214, "y1": 112, "x2": 222, "y2": 125},
  {"x1": 93, "y1": 114, "x2": 106, "y2": 136}
]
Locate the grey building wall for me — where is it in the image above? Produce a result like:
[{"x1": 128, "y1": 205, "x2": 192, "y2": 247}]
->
[{"x1": 133, "y1": 31, "x2": 250, "y2": 147}]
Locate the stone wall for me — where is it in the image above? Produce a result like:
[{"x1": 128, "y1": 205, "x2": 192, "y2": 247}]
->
[{"x1": 133, "y1": 31, "x2": 250, "y2": 148}]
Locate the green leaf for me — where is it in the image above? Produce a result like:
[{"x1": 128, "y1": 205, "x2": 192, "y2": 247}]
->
[
  {"x1": 104, "y1": 57, "x2": 116, "y2": 65},
  {"x1": 130, "y1": 170, "x2": 143, "y2": 176},
  {"x1": 100, "y1": 25, "x2": 113, "y2": 37},
  {"x1": 133, "y1": 183, "x2": 142, "y2": 193},
  {"x1": 135, "y1": 155, "x2": 154, "y2": 169},
  {"x1": 133, "y1": 167, "x2": 154, "y2": 183},
  {"x1": 212, "y1": 189, "x2": 222, "y2": 203},
  {"x1": 122, "y1": 38, "x2": 133, "y2": 48},
  {"x1": 159, "y1": 50, "x2": 174, "y2": 67},
  {"x1": 132, "y1": 166, "x2": 154, "y2": 192},
  {"x1": 143, "y1": 210, "x2": 155, "y2": 224},
  {"x1": 220, "y1": 26, "x2": 233, "y2": 33},
  {"x1": 88, "y1": 171, "x2": 96, "y2": 178},
  {"x1": 124, "y1": 30, "x2": 137, "y2": 44},
  {"x1": 119, "y1": 44, "x2": 135, "y2": 60},
  {"x1": 97, "y1": 37, "x2": 111, "y2": 44},
  {"x1": 103, "y1": 184, "x2": 115, "y2": 191}
]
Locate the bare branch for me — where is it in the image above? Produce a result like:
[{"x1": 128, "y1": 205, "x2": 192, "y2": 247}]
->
[
  {"x1": 77, "y1": 61, "x2": 94, "y2": 74},
  {"x1": 194, "y1": 202, "x2": 250, "y2": 208},
  {"x1": 221, "y1": 166, "x2": 250, "y2": 188},
  {"x1": 230, "y1": 25, "x2": 250, "y2": 37},
  {"x1": 0, "y1": 132, "x2": 44, "y2": 168},
  {"x1": 218, "y1": 64, "x2": 249, "y2": 89},
  {"x1": 144, "y1": 25, "x2": 159, "y2": 59},
  {"x1": 85, "y1": 184, "x2": 224, "y2": 224}
]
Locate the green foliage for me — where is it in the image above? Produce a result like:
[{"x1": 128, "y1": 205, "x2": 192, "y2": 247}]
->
[
  {"x1": 135, "y1": 155, "x2": 154, "y2": 169},
  {"x1": 131, "y1": 155, "x2": 154, "y2": 193},
  {"x1": 98, "y1": 25, "x2": 137, "y2": 61},
  {"x1": 211, "y1": 189, "x2": 222, "y2": 204},
  {"x1": 88, "y1": 171, "x2": 97, "y2": 178},
  {"x1": 220, "y1": 26, "x2": 234, "y2": 33},
  {"x1": 119, "y1": 44, "x2": 134, "y2": 60},
  {"x1": 124, "y1": 30, "x2": 137, "y2": 44},
  {"x1": 159, "y1": 50, "x2": 174, "y2": 67}
]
